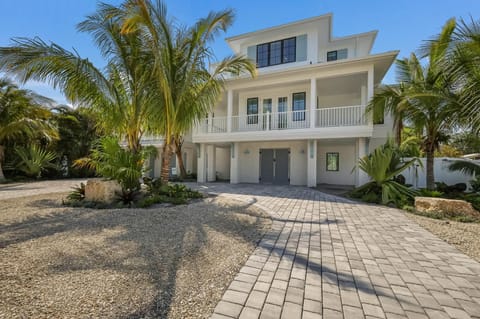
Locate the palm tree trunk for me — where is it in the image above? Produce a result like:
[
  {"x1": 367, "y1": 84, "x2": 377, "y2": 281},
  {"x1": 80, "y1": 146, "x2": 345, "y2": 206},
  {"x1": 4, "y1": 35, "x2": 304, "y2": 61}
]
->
[
  {"x1": 160, "y1": 140, "x2": 173, "y2": 184},
  {"x1": 426, "y1": 149, "x2": 435, "y2": 190},
  {"x1": 0, "y1": 145, "x2": 5, "y2": 182},
  {"x1": 174, "y1": 137, "x2": 187, "y2": 179}
]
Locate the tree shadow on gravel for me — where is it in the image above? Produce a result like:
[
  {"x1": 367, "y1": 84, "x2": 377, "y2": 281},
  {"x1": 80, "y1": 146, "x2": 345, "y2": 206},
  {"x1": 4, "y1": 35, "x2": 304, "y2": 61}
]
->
[{"x1": 0, "y1": 196, "x2": 271, "y2": 318}]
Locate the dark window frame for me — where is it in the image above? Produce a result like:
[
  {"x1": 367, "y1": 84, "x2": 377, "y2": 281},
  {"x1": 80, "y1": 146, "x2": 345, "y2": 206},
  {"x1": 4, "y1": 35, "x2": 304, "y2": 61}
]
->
[
  {"x1": 292, "y1": 92, "x2": 306, "y2": 121},
  {"x1": 247, "y1": 97, "x2": 259, "y2": 125},
  {"x1": 326, "y1": 152, "x2": 340, "y2": 171},
  {"x1": 256, "y1": 37, "x2": 296, "y2": 68},
  {"x1": 327, "y1": 48, "x2": 348, "y2": 62}
]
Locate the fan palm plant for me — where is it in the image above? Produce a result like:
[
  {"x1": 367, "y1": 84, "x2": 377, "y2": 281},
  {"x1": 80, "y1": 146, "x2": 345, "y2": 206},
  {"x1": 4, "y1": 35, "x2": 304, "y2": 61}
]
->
[
  {"x1": 14, "y1": 145, "x2": 58, "y2": 179},
  {"x1": 0, "y1": 78, "x2": 58, "y2": 181},
  {"x1": 367, "y1": 19, "x2": 461, "y2": 190},
  {"x1": 354, "y1": 140, "x2": 421, "y2": 206},
  {"x1": 119, "y1": 0, "x2": 256, "y2": 183}
]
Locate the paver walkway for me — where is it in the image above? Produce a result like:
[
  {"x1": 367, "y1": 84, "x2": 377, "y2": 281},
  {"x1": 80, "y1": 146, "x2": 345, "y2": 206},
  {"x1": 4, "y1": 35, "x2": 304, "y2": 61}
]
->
[{"x1": 188, "y1": 183, "x2": 480, "y2": 319}]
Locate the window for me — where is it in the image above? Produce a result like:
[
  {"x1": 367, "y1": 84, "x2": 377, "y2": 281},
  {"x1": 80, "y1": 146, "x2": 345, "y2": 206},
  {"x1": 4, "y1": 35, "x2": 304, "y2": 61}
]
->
[
  {"x1": 292, "y1": 92, "x2": 306, "y2": 121},
  {"x1": 256, "y1": 37, "x2": 296, "y2": 68},
  {"x1": 247, "y1": 97, "x2": 258, "y2": 124},
  {"x1": 326, "y1": 152, "x2": 339, "y2": 171},
  {"x1": 283, "y1": 37, "x2": 296, "y2": 63},
  {"x1": 269, "y1": 41, "x2": 282, "y2": 65},
  {"x1": 256, "y1": 44, "x2": 269, "y2": 68},
  {"x1": 278, "y1": 97, "x2": 288, "y2": 129},
  {"x1": 327, "y1": 48, "x2": 348, "y2": 62}
]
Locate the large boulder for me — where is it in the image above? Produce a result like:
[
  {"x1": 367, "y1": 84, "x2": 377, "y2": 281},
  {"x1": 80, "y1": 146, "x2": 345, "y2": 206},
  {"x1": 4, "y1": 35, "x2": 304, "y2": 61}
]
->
[
  {"x1": 415, "y1": 196, "x2": 480, "y2": 219},
  {"x1": 84, "y1": 179, "x2": 122, "y2": 203}
]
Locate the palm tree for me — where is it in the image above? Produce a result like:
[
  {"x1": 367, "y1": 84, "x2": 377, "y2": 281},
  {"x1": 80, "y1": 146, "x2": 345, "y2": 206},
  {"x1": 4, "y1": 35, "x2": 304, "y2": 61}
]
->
[
  {"x1": 449, "y1": 18, "x2": 480, "y2": 128},
  {"x1": 0, "y1": 78, "x2": 57, "y2": 181},
  {"x1": 367, "y1": 19, "x2": 461, "y2": 190},
  {"x1": 120, "y1": 0, "x2": 256, "y2": 183},
  {"x1": 0, "y1": 2, "x2": 160, "y2": 155}
]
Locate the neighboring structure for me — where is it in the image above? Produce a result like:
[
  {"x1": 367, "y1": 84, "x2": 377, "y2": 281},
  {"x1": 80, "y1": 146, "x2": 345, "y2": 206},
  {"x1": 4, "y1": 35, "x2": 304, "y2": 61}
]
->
[
  {"x1": 193, "y1": 13, "x2": 398, "y2": 187},
  {"x1": 141, "y1": 134, "x2": 197, "y2": 179}
]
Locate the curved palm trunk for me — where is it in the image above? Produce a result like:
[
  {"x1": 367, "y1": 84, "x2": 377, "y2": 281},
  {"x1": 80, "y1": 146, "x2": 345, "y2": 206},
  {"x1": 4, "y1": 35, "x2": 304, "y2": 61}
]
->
[
  {"x1": 426, "y1": 149, "x2": 435, "y2": 190},
  {"x1": 174, "y1": 137, "x2": 187, "y2": 179},
  {"x1": 0, "y1": 145, "x2": 5, "y2": 182},
  {"x1": 160, "y1": 140, "x2": 173, "y2": 184}
]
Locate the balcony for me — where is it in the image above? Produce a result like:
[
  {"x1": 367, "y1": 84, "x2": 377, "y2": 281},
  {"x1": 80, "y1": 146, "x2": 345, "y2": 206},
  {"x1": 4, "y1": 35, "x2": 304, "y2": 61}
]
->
[{"x1": 193, "y1": 105, "x2": 370, "y2": 142}]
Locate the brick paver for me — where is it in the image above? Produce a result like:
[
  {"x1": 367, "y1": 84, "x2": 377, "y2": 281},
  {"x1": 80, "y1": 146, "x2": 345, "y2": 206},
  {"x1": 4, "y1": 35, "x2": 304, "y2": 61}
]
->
[{"x1": 187, "y1": 183, "x2": 480, "y2": 319}]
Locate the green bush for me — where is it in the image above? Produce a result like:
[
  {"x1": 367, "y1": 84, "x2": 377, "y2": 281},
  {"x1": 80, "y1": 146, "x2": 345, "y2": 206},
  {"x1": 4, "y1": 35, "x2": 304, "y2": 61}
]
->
[
  {"x1": 13, "y1": 145, "x2": 58, "y2": 179},
  {"x1": 66, "y1": 182, "x2": 86, "y2": 201},
  {"x1": 419, "y1": 189, "x2": 444, "y2": 197}
]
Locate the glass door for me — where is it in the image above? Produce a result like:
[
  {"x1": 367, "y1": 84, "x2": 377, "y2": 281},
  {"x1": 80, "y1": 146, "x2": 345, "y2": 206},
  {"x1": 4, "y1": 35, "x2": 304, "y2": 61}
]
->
[
  {"x1": 263, "y1": 98, "x2": 272, "y2": 130},
  {"x1": 278, "y1": 97, "x2": 287, "y2": 129}
]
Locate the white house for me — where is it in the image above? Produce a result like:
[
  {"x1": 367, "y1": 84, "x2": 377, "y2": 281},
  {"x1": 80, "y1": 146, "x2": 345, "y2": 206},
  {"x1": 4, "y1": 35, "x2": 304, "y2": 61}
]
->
[{"x1": 193, "y1": 13, "x2": 398, "y2": 187}]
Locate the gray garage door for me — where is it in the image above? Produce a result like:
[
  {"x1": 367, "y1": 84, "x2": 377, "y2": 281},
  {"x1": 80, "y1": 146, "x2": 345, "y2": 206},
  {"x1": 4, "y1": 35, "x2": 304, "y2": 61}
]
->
[{"x1": 260, "y1": 149, "x2": 289, "y2": 184}]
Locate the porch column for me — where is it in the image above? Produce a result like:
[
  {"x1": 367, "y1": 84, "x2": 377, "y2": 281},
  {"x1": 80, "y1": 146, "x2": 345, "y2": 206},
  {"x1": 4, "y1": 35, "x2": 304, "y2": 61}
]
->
[
  {"x1": 366, "y1": 65, "x2": 374, "y2": 124},
  {"x1": 207, "y1": 113, "x2": 213, "y2": 133},
  {"x1": 230, "y1": 142, "x2": 239, "y2": 184},
  {"x1": 356, "y1": 137, "x2": 369, "y2": 187},
  {"x1": 197, "y1": 143, "x2": 206, "y2": 183},
  {"x1": 310, "y1": 78, "x2": 317, "y2": 128},
  {"x1": 207, "y1": 144, "x2": 216, "y2": 182},
  {"x1": 227, "y1": 89, "x2": 233, "y2": 132},
  {"x1": 307, "y1": 140, "x2": 317, "y2": 187}
]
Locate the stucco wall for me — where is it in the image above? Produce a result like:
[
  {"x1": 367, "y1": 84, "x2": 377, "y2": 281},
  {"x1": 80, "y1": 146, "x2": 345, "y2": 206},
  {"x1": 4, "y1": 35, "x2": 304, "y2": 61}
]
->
[
  {"x1": 317, "y1": 141, "x2": 356, "y2": 185},
  {"x1": 237, "y1": 140, "x2": 308, "y2": 185},
  {"x1": 215, "y1": 147, "x2": 231, "y2": 180}
]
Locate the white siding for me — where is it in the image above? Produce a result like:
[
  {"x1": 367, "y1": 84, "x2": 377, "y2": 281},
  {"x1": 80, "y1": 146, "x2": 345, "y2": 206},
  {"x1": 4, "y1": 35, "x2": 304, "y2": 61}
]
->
[
  {"x1": 215, "y1": 147, "x2": 231, "y2": 180},
  {"x1": 317, "y1": 142, "x2": 356, "y2": 185},
  {"x1": 237, "y1": 140, "x2": 308, "y2": 185}
]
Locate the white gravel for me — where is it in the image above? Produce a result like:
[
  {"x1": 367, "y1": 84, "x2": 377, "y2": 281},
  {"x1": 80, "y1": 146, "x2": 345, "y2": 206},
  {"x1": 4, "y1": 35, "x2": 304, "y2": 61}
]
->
[{"x1": 0, "y1": 193, "x2": 271, "y2": 319}]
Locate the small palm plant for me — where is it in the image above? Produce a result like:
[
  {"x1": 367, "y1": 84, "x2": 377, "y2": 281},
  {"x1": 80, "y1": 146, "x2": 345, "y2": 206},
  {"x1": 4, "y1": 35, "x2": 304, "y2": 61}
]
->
[
  {"x1": 353, "y1": 140, "x2": 421, "y2": 206},
  {"x1": 75, "y1": 137, "x2": 156, "y2": 192},
  {"x1": 14, "y1": 145, "x2": 58, "y2": 179}
]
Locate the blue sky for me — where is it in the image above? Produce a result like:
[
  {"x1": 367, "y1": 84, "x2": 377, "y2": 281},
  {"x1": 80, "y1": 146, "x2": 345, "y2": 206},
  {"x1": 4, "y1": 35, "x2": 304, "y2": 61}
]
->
[{"x1": 1, "y1": 0, "x2": 479, "y2": 104}]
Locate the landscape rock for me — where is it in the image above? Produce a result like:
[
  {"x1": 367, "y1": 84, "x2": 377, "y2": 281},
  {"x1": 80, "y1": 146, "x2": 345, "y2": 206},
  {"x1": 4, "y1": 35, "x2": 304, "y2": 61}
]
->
[
  {"x1": 415, "y1": 196, "x2": 480, "y2": 219},
  {"x1": 84, "y1": 179, "x2": 122, "y2": 203}
]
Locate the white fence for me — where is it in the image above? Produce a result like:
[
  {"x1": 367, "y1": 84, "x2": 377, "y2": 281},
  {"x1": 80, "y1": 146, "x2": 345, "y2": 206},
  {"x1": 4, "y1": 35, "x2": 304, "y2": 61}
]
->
[{"x1": 402, "y1": 157, "x2": 479, "y2": 189}]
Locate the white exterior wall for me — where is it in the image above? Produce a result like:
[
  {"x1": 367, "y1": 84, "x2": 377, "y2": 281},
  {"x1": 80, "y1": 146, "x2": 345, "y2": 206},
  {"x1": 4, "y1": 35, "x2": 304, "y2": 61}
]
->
[
  {"x1": 215, "y1": 147, "x2": 231, "y2": 180},
  {"x1": 237, "y1": 140, "x2": 308, "y2": 185},
  {"x1": 317, "y1": 142, "x2": 356, "y2": 185},
  {"x1": 238, "y1": 82, "x2": 311, "y2": 116},
  {"x1": 403, "y1": 158, "x2": 477, "y2": 190},
  {"x1": 150, "y1": 143, "x2": 197, "y2": 178}
]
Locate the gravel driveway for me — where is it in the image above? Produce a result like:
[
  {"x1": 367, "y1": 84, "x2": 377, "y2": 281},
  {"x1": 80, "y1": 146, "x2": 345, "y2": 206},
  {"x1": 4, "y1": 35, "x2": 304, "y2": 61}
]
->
[
  {"x1": 0, "y1": 189, "x2": 271, "y2": 318},
  {"x1": 0, "y1": 179, "x2": 87, "y2": 200}
]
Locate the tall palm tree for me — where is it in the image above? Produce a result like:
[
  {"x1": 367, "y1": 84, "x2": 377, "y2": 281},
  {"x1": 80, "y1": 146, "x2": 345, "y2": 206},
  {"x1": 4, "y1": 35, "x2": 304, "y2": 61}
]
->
[
  {"x1": 0, "y1": 78, "x2": 57, "y2": 181},
  {"x1": 0, "y1": 2, "x2": 160, "y2": 155},
  {"x1": 120, "y1": 0, "x2": 256, "y2": 183},
  {"x1": 449, "y1": 18, "x2": 480, "y2": 128},
  {"x1": 367, "y1": 19, "x2": 461, "y2": 190}
]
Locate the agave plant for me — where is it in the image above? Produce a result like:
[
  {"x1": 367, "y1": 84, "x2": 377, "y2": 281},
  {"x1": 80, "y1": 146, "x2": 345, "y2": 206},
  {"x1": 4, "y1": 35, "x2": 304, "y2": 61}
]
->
[
  {"x1": 354, "y1": 141, "x2": 421, "y2": 206},
  {"x1": 14, "y1": 145, "x2": 58, "y2": 179},
  {"x1": 75, "y1": 137, "x2": 157, "y2": 191}
]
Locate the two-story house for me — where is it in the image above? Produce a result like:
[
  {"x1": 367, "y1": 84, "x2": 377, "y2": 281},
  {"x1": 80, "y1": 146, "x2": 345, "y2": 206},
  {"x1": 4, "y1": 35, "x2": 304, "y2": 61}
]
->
[{"x1": 192, "y1": 13, "x2": 398, "y2": 187}]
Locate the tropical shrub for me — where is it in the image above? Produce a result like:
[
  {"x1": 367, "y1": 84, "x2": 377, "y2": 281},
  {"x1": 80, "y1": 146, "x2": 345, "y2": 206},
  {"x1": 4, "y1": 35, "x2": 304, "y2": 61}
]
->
[
  {"x1": 74, "y1": 137, "x2": 156, "y2": 191},
  {"x1": 13, "y1": 145, "x2": 58, "y2": 178},
  {"x1": 66, "y1": 182, "x2": 86, "y2": 201},
  {"x1": 351, "y1": 140, "x2": 421, "y2": 206}
]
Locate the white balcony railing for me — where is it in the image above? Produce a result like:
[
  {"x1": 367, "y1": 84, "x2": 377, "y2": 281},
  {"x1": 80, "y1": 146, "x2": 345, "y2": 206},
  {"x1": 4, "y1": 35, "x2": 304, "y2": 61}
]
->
[
  {"x1": 316, "y1": 105, "x2": 367, "y2": 127},
  {"x1": 195, "y1": 105, "x2": 367, "y2": 134}
]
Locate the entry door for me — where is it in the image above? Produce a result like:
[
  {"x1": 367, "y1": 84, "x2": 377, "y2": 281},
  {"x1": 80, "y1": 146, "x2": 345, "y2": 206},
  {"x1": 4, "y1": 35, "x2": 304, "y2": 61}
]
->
[
  {"x1": 260, "y1": 149, "x2": 274, "y2": 183},
  {"x1": 260, "y1": 149, "x2": 289, "y2": 184},
  {"x1": 274, "y1": 149, "x2": 289, "y2": 184}
]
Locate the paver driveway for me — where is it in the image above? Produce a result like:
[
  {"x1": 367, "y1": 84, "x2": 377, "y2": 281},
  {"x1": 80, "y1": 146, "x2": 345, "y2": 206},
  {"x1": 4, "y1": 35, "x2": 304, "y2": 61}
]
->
[{"x1": 188, "y1": 183, "x2": 480, "y2": 319}]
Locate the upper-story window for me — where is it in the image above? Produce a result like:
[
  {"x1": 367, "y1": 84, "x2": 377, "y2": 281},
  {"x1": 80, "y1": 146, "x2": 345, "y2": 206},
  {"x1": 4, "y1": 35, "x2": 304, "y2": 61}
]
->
[
  {"x1": 256, "y1": 37, "x2": 296, "y2": 68},
  {"x1": 327, "y1": 48, "x2": 348, "y2": 62}
]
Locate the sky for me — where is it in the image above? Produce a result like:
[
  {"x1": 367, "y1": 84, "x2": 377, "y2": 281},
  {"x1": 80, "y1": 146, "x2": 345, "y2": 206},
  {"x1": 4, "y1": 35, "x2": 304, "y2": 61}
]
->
[{"x1": 0, "y1": 0, "x2": 479, "y2": 105}]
